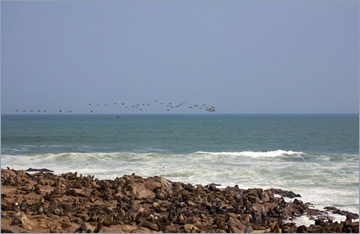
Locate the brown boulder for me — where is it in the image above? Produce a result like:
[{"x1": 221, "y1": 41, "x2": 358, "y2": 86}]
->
[
  {"x1": 131, "y1": 183, "x2": 155, "y2": 200},
  {"x1": 145, "y1": 176, "x2": 173, "y2": 197}
]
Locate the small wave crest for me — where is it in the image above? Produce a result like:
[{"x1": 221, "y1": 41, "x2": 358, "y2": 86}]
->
[{"x1": 195, "y1": 150, "x2": 304, "y2": 158}]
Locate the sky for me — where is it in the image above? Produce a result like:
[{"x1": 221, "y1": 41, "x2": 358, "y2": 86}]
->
[{"x1": 1, "y1": 1, "x2": 359, "y2": 114}]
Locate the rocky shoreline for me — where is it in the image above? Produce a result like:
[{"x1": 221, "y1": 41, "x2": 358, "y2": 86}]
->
[{"x1": 1, "y1": 168, "x2": 358, "y2": 233}]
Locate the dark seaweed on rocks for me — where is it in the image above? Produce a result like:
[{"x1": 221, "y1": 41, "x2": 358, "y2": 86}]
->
[{"x1": 1, "y1": 168, "x2": 358, "y2": 233}]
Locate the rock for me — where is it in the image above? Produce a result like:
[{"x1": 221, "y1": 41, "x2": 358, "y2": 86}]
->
[
  {"x1": 166, "y1": 224, "x2": 181, "y2": 232},
  {"x1": 179, "y1": 214, "x2": 185, "y2": 223},
  {"x1": 10, "y1": 219, "x2": 20, "y2": 226},
  {"x1": 49, "y1": 225, "x2": 58, "y2": 233},
  {"x1": 16, "y1": 212, "x2": 33, "y2": 231},
  {"x1": 184, "y1": 224, "x2": 199, "y2": 233},
  {"x1": 1, "y1": 168, "x2": 358, "y2": 234},
  {"x1": 324, "y1": 206, "x2": 359, "y2": 220},
  {"x1": 142, "y1": 221, "x2": 159, "y2": 231},
  {"x1": 145, "y1": 176, "x2": 173, "y2": 197},
  {"x1": 25, "y1": 168, "x2": 54, "y2": 173},
  {"x1": 269, "y1": 188, "x2": 300, "y2": 198},
  {"x1": 54, "y1": 208, "x2": 61, "y2": 215},
  {"x1": 81, "y1": 222, "x2": 95, "y2": 232},
  {"x1": 102, "y1": 213, "x2": 115, "y2": 226},
  {"x1": 228, "y1": 217, "x2": 245, "y2": 233},
  {"x1": 131, "y1": 183, "x2": 155, "y2": 200},
  {"x1": 153, "y1": 202, "x2": 160, "y2": 208}
]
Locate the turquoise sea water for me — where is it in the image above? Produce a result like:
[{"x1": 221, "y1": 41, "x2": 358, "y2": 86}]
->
[{"x1": 1, "y1": 114, "x2": 359, "y2": 215}]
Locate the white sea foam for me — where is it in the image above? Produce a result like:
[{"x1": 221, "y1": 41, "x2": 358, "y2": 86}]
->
[
  {"x1": 285, "y1": 215, "x2": 315, "y2": 227},
  {"x1": 195, "y1": 150, "x2": 304, "y2": 158}
]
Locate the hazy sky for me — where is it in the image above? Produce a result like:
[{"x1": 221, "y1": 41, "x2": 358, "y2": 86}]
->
[{"x1": 2, "y1": 1, "x2": 359, "y2": 114}]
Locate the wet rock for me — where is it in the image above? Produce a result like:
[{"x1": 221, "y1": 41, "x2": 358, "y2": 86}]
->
[
  {"x1": 325, "y1": 206, "x2": 359, "y2": 220},
  {"x1": 25, "y1": 168, "x2": 54, "y2": 173},
  {"x1": 269, "y1": 188, "x2": 301, "y2": 198}
]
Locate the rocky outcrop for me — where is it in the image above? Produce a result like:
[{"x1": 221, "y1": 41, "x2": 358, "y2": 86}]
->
[{"x1": 1, "y1": 168, "x2": 358, "y2": 233}]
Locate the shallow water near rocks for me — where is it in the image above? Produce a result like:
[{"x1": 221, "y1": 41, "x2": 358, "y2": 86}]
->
[{"x1": 2, "y1": 114, "x2": 359, "y2": 216}]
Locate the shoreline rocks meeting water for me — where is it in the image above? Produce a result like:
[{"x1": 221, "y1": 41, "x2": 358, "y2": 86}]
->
[{"x1": 1, "y1": 168, "x2": 358, "y2": 233}]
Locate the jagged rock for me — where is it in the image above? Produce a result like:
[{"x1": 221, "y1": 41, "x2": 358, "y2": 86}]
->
[
  {"x1": 269, "y1": 188, "x2": 301, "y2": 198},
  {"x1": 324, "y1": 206, "x2": 359, "y2": 220}
]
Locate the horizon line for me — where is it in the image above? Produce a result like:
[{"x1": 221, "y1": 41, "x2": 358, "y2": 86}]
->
[{"x1": 2, "y1": 113, "x2": 359, "y2": 115}]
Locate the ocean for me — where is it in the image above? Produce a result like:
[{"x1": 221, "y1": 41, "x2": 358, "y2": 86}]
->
[{"x1": 1, "y1": 114, "x2": 359, "y2": 218}]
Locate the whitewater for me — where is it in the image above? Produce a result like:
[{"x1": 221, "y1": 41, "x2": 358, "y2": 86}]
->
[{"x1": 2, "y1": 114, "x2": 359, "y2": 221}]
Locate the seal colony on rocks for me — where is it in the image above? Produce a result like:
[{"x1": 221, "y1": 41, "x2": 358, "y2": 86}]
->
[{"x1": 1, "y1": 168, "x2": 358, "y2": 233}]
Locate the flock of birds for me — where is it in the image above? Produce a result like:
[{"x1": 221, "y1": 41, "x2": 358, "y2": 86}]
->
[{"x1": 15, "y1": 100, "x2": 216, "y2": 114}]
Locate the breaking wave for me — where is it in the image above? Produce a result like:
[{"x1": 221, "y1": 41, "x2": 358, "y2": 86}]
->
[{"x1": 195, "y1": 150, "x2": 304, "y2": 158}]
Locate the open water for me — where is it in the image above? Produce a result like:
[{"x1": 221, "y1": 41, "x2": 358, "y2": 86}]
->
[{"x1": 1, "y1": 114, "x2": 359, "y2": 219}]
